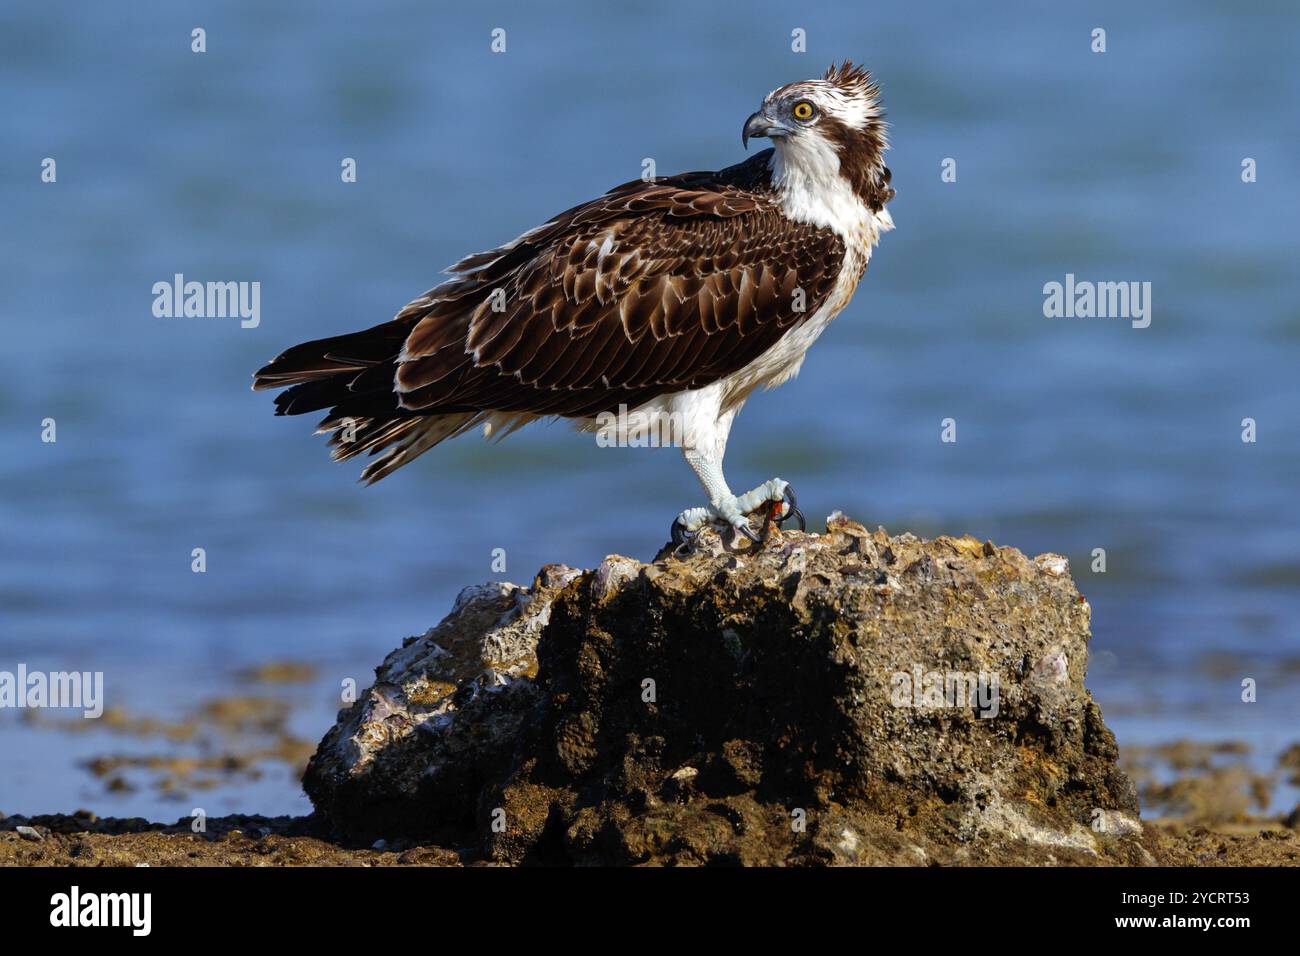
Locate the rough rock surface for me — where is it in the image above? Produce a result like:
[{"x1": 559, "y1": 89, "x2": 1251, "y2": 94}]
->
[
  {"x1": 304, "y1": 514, "x2": 1154, "y2": 864},
  {"x1": 303, "y1": 565, "x2": 580, "y2": 844}
]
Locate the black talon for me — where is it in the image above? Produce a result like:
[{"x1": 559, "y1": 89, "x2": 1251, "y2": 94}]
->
[
  {"x1": 671, "y1": 518, "x2": 695, "y2": 552},
  {"x1": 736, "y1": 522, "x2": 762, "y2": 545},
  {"x1": 788, "y1": 506, "x2": 806, "y2": 531},
  {"x1": 778, "y1": 484, "x2": 806, "y2": 531}
]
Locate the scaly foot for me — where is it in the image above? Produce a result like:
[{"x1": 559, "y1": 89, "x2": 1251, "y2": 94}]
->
[{"x1": 670, "y1": 479, "x2": 805, "y2": 552}]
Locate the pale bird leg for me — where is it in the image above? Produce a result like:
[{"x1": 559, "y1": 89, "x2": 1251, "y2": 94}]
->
[{"x1": 672, "y1": 450, "x2": 804, "y2": 551}]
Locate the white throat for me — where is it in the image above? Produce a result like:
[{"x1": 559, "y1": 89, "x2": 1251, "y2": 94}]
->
[{"x1": 767, "y1": 139, "x2": 870, "y2": 241}]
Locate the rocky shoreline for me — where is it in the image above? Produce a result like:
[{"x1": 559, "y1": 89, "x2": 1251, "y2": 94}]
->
[
  {"x1": 2, "y1": 808, "x2": 1296, "y2": 866},
  {"x1": 4, "y1": 515, "x2": 1298, "y2": 866}
]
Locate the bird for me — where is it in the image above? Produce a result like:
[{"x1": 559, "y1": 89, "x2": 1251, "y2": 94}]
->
[{"x1": 253, "y1": 61, "x2": 894, "y2": 547}]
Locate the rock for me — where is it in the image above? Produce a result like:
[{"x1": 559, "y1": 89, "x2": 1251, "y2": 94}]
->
[
  {"x1": 302, "y1": 565, "x2": 580, "y2": 845},
  {"x1": 304, "y1": 516, "x2": 1150, "y2": 864},
  {"x1": 15, "y1": 826, "x2": 43, "y2": 842}
]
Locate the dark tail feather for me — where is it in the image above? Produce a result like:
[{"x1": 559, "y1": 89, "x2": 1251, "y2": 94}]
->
[
  {"x1": 253, "y1": 317, "x2": 476, "y2": 481},
  {"x1": 251, "y1": 319, "x2": 410, "y2": 393}
]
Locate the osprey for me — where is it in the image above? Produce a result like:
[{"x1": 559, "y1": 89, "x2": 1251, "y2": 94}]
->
[{"x1": 254, "y1": 61, "x2": 894, "y2": 546}]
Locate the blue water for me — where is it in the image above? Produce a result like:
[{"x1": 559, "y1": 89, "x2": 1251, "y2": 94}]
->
[{"x1": 2, "y1": 0, "x2": 1298, "y2": 821}]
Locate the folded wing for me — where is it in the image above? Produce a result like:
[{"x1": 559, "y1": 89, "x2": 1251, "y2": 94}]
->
[{"x1": 253, "y1": 152, "x2": 845, "y2": 480}]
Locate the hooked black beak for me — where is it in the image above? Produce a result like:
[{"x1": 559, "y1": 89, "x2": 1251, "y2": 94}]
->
[{"x1": 742, "y1": 111, "x2": 790, "y2": 149}]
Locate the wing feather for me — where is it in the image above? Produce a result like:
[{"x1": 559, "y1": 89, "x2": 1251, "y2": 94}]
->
[
  {"x1": 395, "y1": 190, "x2": 844, "y2": 412},
  {"x1": 254, "y1": 149, "x2": 850, "y2": 478}
]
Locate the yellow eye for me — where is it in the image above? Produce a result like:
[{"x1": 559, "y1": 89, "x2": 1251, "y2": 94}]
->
[{"x1": 792, "y1": 100, "x2": 815, "y2": 121}]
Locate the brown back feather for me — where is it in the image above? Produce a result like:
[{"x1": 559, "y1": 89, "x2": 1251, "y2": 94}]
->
[{"x1": 253, "y1": 148, "x2": 847, "y2": 477}]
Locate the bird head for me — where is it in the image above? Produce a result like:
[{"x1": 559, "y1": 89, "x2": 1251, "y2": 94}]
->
[{"x1": 743, "y1": 61, "x2": 893, "y2": 211}]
